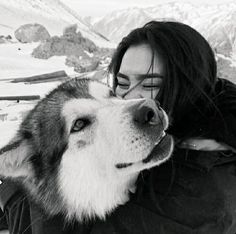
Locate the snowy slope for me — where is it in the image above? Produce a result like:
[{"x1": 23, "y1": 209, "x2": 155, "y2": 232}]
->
[
  {"x1": 90, "y1": 7, "x2": 153, "y2": 43},
  {"x1": 0, "y1": 42, "x2": 76, "y2": 79},
  {"x1": 0, "y1": 42, "x2": 71, "y2": 148},
  {"x1": 0, "y1": 100, "x2": 37, "y2": 147},
  {"x1": 0, "y1": 79, "x2": 62, "y2": 147},
  {"x1": 0, "y1": 0, "x2": 114, "y2": 48},
  {"x1": 90, "y1": 2, "x2": 236, "y2": 46},
  {"x1": 192, "y1": 9, "x2": 236, "y2": 57}
]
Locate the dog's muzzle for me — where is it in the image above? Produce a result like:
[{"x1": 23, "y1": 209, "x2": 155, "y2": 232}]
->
[
  {"x1": 132, "y1": 99, "x2": 168, "y2": 129},
  {"x1": 116, "y1": 99, "x2": 173, "y2": 169},
  {"x1": 116, "y1": 133, "x2": 173, "y2": 169}
]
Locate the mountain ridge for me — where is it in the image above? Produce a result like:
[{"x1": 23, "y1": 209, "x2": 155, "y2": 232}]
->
[
  {"x1": 88, "y1": 2, "x2": 236, "y2": 53},
  {"x1": 0, "y1": 0, "x2": 114, "y2": 48}
]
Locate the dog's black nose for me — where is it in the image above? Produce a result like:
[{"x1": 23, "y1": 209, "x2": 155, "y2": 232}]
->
[{"x1": 133, "y1": 100, "x2": 162, "y2": 125}]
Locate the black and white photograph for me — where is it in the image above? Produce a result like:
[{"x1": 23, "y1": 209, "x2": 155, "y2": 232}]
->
[{"x1": 0, "y1": 0, "x2": 236, "y2": 233}]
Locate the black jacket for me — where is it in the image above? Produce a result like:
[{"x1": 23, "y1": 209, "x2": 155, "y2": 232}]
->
[{"x1": 1, "y1": 78, "x2": 236, "y2": 234}]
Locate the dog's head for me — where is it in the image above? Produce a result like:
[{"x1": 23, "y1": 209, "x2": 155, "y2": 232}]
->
[{"x1": 0, "y1": 78, "x2": 173, "y2": 221}]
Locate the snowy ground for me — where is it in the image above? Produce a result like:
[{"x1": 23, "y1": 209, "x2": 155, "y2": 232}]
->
[
  {"x1": 0, "y1": 42, "x2": 77, "y2": 148},
  {"x1": 0, "y1": 42, "x2": 75, "y2": 79},
  {"x1": 0, "y1": 100, "x2": 38, "y2": 147}
]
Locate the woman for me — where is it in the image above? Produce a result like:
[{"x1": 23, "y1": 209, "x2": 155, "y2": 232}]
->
[
  {"x1": 93, "y1": 20, "x2": 236, "y2": 234},
  {"x1": 1, "y1": 21, "x2": 236, "y2": 234}
]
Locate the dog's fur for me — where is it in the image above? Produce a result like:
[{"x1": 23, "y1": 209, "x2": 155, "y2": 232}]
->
[{"x1": 0, "y1": 78, "x2": 173, "y2": 221}]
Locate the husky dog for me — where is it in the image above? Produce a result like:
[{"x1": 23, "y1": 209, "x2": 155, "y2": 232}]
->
[{"x1": 0, "y1": 78, "x2": 173, "y2": 222}]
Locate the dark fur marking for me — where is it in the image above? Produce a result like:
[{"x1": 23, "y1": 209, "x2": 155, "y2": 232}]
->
[
  {"x1": 48, "y1": 143, "x2": 68, "y2": 169},
  {"x1": 30, "y1": 152, "x2": 44, "y2": 180},
  {"x1": 59, "y1": 123, "x2": 66, "y2": 138},
  {"x1": 29, "y1": 143, "x2": 68, "y2": 180},
  {"x1": 0, "y1": 141, "x2": 21, "y2": 155},
  {"x1": 21, "y1": 130, "x2": 33, "y2": 139}
]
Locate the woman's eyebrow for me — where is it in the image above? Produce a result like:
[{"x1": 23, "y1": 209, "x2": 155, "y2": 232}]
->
[
  {"x1": 139, "y1": 74, "x2": 164, "y2": 79},
  {"x1": 117, "y1": 72, "x2": 164, "y2": 80}
]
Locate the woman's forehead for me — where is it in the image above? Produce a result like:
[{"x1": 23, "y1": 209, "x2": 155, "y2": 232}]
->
[{"x1": 119, "y1": 43, "x2": 164, "y2": 75}]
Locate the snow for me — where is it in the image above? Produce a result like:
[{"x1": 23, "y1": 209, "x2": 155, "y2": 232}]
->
[
  {"x1": 0, "y1": 0, "x2": 115, "y2": 48},
  {"x1": 0, "y1": 42, "x2": 75, "y2": 148},
  {"x1": 91, "y1": 2, "x2": 236, "y2": 44},
  {"x1": 0, "y1": 43, "x2": 75, "y2": 79},
  {"x1": 0, "y1": 101, "x2": 36, "y2": 148}
]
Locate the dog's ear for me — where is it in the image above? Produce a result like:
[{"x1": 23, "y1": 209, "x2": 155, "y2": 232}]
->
[{"x1": 0, "y1": 139, "x2": 33, "y2": 178}]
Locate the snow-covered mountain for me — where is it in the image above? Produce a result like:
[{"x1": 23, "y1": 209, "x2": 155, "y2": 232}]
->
[
  {"x1": 0, "y1": 0, "x2": 114, "y2": 48},
  {"x1": 192, "y1": 8, "x2": 236, "y2": 57},
  {"x1": 89, "y1": 2, "x2": 236, "y2": 51},
  {"x1": 86, "y1": 7, "x2": 153, "y2": 44}
]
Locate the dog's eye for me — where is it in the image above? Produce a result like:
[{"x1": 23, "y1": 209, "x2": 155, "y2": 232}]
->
[{"x1": 71, "y1": 119, "x2": 90, "y2": 133}]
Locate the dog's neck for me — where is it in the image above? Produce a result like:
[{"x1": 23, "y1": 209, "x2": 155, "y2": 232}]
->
[{"x1": 59, "y1": 170, "x2": 139, "y2": 221}]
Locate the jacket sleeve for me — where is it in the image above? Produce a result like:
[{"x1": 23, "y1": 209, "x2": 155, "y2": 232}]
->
[
  {"x1": 0, "y1": 209, "x2": 7, "y2": 231},
  {"x1": 211, "y1": 78, "x2": 236, "y2": 149},
  {"x1": 2, "y1": 188, "x2": 93, "y2": 234},
  {"x1": 0, "y1": 180, "x2": 20, "y2": 212},
  {"x1": 3, "y1": 188, "x2": 32, "y2": 234}
]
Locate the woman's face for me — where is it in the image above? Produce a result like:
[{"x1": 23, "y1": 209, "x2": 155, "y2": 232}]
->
[{"x1": 116, "y1": 43, "x2": 165, "y2": 100}]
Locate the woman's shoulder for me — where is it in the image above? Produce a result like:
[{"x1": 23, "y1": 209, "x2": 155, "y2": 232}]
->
[
  {"x1": 215, "y1": 78, "x2": 236, "y2": 112},
  {"x1": 211, "y1": 78, "x2": 236, "y2": 149},
  {"x1": 216, "y1": 77, "x2": 236, "y2": 88}
]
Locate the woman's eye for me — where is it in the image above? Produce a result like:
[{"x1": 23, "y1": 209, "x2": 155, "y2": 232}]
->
[
  {"x1": 142, "y1": 85, "x2": 160, "y2": 90},
  {"x1": 117, "y1": 82, "x2": 130, "y2": 90},
  {"x1": 142, "y1": 78, "x2": 162, "y2": 90},
  {"x1": 116, "y1": 77, "x2": 130, "y2": 90},
  {"x1": 71, "y1": 119, "x2": 90, "y2": 133}
]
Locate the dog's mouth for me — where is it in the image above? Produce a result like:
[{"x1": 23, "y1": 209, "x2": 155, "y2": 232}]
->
[{"x1": 116, "y1": 132, "x2": 173, "y2": 169}]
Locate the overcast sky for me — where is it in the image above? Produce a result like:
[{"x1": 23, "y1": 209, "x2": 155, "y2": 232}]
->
[{"x1": 61, "y1": 0, "x2": 234, "y2": 17}]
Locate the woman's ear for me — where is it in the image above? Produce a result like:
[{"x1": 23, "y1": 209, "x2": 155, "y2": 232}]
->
[{"x1": 0, "y1": 139, "x2": 33, "y2": 179}]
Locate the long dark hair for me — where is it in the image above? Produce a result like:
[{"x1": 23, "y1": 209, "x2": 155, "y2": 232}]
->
[{"x1": 109, "y1": 21, "x2": 219, "y2": 136}]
